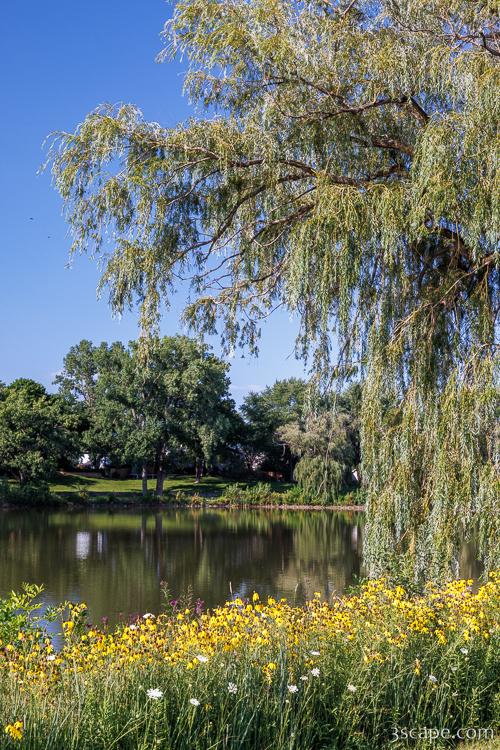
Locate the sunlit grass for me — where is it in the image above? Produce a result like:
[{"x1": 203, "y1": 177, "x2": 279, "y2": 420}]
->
[
  {"x1": 50, "y1": 472, "x2": 233, "y2": 494},
  {"x1": 49, "y1": 472, "x2": 293, "y2": 497}
]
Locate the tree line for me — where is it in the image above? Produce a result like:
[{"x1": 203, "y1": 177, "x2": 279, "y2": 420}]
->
[{"x1": 0, "y1": 336, "x2": 360, "y2": 501}]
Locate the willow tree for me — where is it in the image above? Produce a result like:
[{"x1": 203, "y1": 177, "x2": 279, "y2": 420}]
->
[{"x1": 48, "y1": 0, "x2": 499, "y2": 579}]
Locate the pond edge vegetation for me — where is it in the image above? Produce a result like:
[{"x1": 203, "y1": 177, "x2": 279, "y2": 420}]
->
[
  {"x1": 0, "y1": 574, "x2": 498, "y2": 749},
  {"x1": 0, "y1": 476, "x2": 364, "y2": 510}
]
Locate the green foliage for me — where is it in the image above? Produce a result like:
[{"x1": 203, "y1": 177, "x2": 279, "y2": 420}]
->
[
  {"x1": 221, "y1": 481, "x2": 281, "y2": 505},
  {"x1": 0, "y1": 479, "x2": 52, "y2": 506},
  {"x1": 0, "y1": 584, "x2": 43, "y2": 644},
  {"x1": 242, "y1": 379, "x2": 307, "y2": 441},
  {"x1": 363, "y1": 358, "x2": 500, "y2": 579},
  {"x1": 55, "y1": 339, "x2": 123, "y2": 467},
  {"x1": 218, "y1": 480, "x2": 358, "y2": 507},
  {"x1": 0, "y1": 379, "x2": 79, "y2": 486},
  {"x1": 56, "y1": 337, "x2": 239, "y2": 494},
  {"x1": 0, "y1": 584, "x2": 67, "y2": 645},
  {"x1": 47, "y1": 1, "x2": 499, "y2": 576},
  {"x1": 293, "y1": 453, "x2": 343, "y2": 505},
  {"x1": 241, "y1": 378, "x2": 308, "y2": 477},
  {"x1": 280, "y1": 383, "x2": 361, "y2": 503}
]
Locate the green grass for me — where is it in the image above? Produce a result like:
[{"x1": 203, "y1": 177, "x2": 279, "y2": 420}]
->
[{"x1": 50, "y1": 472, "x2": 293, "y2": 497}]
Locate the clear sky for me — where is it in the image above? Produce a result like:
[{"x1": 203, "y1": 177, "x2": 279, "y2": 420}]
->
[{"x1": 0, "y1": 0, "x2": 307, "y2": 403}]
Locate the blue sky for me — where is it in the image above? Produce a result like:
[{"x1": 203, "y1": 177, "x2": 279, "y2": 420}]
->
[{"x1": 0, "y1": 0, "x2": 306, "y2": 402}]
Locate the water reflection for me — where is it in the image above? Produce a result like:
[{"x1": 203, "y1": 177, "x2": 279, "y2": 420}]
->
[
  {"x1": 0, "y1": 508, "x2": 482, "y2": 626},
  {"x1": 0, "y1": 509, "x2": 363, "y2": 624}
]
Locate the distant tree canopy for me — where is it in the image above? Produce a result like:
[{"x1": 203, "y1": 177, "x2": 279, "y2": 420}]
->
[
  {"x1": 240, "y1": 377, "x2": 360, "y2": 498},
  {"x1": 56, "y1": 336, "x2": 238, "y2": 495},
  {"x1": 0, "y1": 379, "x2": 78, "y2": 486},
  {"x1": 48, "y1": 1, "x2": 499, "y2": 576},
  {"x1": 241, "y1": 378, "x2": 308, "y2": 478},
  {"x1": 279, "y1": 383, "x2": 361, "y2": 503}
]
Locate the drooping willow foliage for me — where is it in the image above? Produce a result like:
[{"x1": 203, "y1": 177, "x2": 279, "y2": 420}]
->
[
  {"x1": 279, "y1": 383, "x2": 361, "y2": 504},
  {"x1": 281, "y1": 412, "x2": 354, "y2": 504},
  {"x1": 47, "y1": 0, "x2": 499, "y2": 579}
]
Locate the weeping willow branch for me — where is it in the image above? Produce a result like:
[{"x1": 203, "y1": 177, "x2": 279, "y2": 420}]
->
[{"x1": 46, "y1": 0, "x2": 499, "y2": 579}]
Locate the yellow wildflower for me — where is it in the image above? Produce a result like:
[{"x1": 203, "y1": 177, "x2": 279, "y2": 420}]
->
[{"x1": 5, "y1": 721, "x2": 23, "y2": 741}]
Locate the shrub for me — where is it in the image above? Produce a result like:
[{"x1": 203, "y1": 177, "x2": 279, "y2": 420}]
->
[
  {"x1": 0, "y1": 584, "x2": 67, "y2": 646},
  {"x1": 220, "y1": 482, "x2": 281, "y2": 505},
  {"x1": 218, "y1": 482, "x2": 361, "y2": 507},
  {"x1": 0, "y1": 480, "x2": 52, "y2": 506}
]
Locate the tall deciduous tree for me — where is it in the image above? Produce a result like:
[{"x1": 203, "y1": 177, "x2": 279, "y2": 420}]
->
[
  {"x1": 55, "y1": 340, "x2": 126, "y2": 468},
  {"x1": 0, "y1": 380, "x2": 79, "y2": 485},
  {"x1": 57, "y1": 337, "x2": 236, "y2": 495},
  {"x1": 48, "y1": 1, "x2": 499, "y2": 576},
  {"x1": 135, "y1": 336, "x2": 236, "y2": 494}
]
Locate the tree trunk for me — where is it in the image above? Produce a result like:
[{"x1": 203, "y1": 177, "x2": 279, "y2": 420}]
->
[
  {"x1": 156, "y1": 450, "x2": 165, "y2": 496},
  {"x1": 195, "y1": 457, "x2": 203, "y2": 484},
  {"x1": 141, "y1": 464, "x2": 148, "y2": 497},
  {"x1": 156, "y1": 467, "x2": 165, "y2": 496}
]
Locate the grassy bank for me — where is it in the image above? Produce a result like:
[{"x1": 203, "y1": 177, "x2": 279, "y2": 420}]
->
[
  {"x1": 2, "y1": 473, "x2": 362, "y2": 508},
  {"x1": 49, "y1": 472, "x2": 239, "y2": 495},
  {"x1": 1, "y1": 575, "x2": 498, "y2": 749}
]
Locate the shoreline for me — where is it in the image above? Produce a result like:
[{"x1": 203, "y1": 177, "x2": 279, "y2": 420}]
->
[{"x1": 1, "y1": 498, "x2": 365, "y2": 512}]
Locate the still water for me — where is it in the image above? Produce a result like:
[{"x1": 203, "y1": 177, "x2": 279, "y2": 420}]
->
[
  {"x1": 0, "y1": 508, "x2": 481, "y2": 626},
  {"x1": 0, "y1": 508, "x2": 364, "y2": 623}
]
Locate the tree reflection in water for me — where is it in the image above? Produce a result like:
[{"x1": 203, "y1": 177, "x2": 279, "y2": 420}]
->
[{"x1": 0, "y1": 508, "x2": 481, "y2": 626}]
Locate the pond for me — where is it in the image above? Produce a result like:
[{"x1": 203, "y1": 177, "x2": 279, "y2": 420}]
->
[{"x1": 0, "y1": 508, "x2": 481, "y2": 626}]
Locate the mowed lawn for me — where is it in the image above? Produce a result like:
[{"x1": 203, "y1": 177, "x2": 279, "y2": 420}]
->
[{"x1": 50, "y1": 472, "x2": 292, "y2": 497}]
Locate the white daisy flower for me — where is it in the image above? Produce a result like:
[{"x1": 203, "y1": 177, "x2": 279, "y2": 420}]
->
[
  {"x1": 287, "y1": 684, "x2": 298, "y2": 693},
  {"x1": 143, "y1": 613, "x2": 155, "y2": 620},
  {"x1": 310, "y1": 668, "x2": 320, "y2": 677},
  {"x1": 227, "y1": 682, "x2": 238, "y2": 694},
  {"x1": 189, "y1": 698, "x2": 200, "y2": 706},
  {"x1": 429, "y1": 675, "x2": 438, "y2": 684},
  {"x1": 347, "y1": 684, "x2": 357, "y2": 693},
  {"x1": 147, "y1": 688, "x2": 163, "y2": 700},
  {"x1": 196, "y1": 654, "x2": 209, "y2": 663}
]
